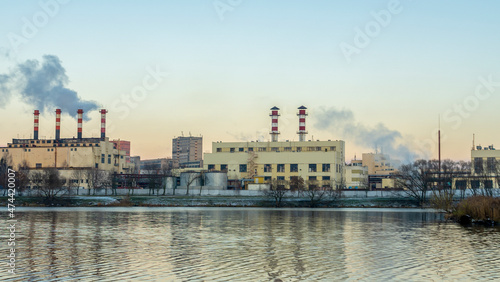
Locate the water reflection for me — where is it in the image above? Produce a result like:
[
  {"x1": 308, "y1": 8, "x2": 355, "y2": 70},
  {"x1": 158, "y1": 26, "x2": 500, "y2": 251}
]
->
[{"x1": 0, "y1": 208, "x2": 498, "y2": 281}]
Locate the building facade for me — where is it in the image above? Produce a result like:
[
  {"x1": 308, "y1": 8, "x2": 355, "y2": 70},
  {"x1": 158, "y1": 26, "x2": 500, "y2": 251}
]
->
[
  {"x1": 203, "y1": 140, "x2": 345, "y2": 189},
  {"x1": 344, "y1": 159, "x2": 368, "y2": 189},
  {"x1": 172, "y1": 136, "x2": 203, "y2": 168}
]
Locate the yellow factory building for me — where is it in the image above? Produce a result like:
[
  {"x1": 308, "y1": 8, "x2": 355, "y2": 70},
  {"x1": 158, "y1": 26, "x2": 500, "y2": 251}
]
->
[
  {"x1": 203, "y1": 140, "x2": 345, "y2": 189},
  {"x1": 0, "y1": 137, "x2": 131, "y2": 174}
]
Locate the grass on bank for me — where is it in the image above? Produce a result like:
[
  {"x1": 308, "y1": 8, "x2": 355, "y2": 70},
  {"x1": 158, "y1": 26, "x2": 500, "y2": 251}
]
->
[{"x1": 449, "y1": 196, "x2": 500, "y2": 225}]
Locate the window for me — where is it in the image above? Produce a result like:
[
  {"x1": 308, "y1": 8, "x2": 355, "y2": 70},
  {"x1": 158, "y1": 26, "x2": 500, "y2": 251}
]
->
[
  {"x1": 208, "y1": 164, "x2": 215, "y2": 170},
  {"x1": 47, "y1": 149, "x2": 50, "y2": 151},
  {"x1": 239, "y1": 164, "x2": 247, "y2": 172},
  {"x1": 307, "y1": 147, "x2": 315, "y2": 151},
  {"x1": 309, "y1": 176, "x2": 317, "y2": 180},
  {"x1": 330, "y1": 146, "x2": 336, "y2": 151},
  {"x1": 290, "y1": 164, "x2": 298, "y2": 172},
  {"x1": 230, "y1": 148, "x2": 235, "y2": 152},
  {"x1": 296, "y1": 147, "x2": 302, "y2": 152},
  {"x1": 471, "y1": 180, "x2": 480, "y2": 189},
  {"x1": 309, "y1": 164, "x2": 317, "y2": 172},
  {"x1": 36, "y1": 163, "x2": 42, "y2": 168},
  {"x1": 316, "y1": 147, "x2": 321, "y2": 151},
  {"x1": 264, "y1": 176, "x2": 271, "y2": 181},
  {"x1": 487, "y1": 157, "x2": 496, "y2": 173},
  {"x1": 220, "y1": 164, "x2": 228, "y2": 172},
  {"x1": 277, "y1": 176, "x2": 285, "y2": 180},
  {"x1": 277, "y1": 164, "x2": 285, "y2": 173},
  {"x1": 95, "y1": 163, "x2": 98, "y2": 168},
  {"x1": 258, "y1": 147, "x2": 266, "y2": 152},
  {"x1": 101, "y1": 154, "x2": 105, "y2": 163},
  {"x1": 108, "y1": 154, "x2": 111, "y2": 164},
  {"x1": 239, "y1": 147, "x2": 244, "y2": 152},
  {"x1": 484, "y1": 180, "x2": 493, "y2": 188},
  {"x1": 322, "y1": 176, "x2": 330, "y2": 181},
  {"x1": 322, "y1": 164, "x2": 331, "y2": 172},
  {"x1": 217, "y1": 148, "x2": 222, "y2": 152},
  {"x1": 474, "y1": 158, "x2": 484, "y2": 174},
  {"x1": 455, "y1": 180, "x2": 467, "y2": 189},
  {"x1": 271, "y1": 147, "x2": 278, "y2": 152},
  {"x1": 264, "y1": 164, "x2": 272, "y2": 172},
  {"x1": 284, "y1": 147, "x2": 292, "y2": 151},
  {"x1": 248, "y1": 147, "x2": 254, "y2": 152}
]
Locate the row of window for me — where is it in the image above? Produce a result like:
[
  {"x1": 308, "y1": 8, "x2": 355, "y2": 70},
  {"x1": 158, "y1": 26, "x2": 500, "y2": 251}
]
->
[
  {"x1": 207, "y1": 163, "x2": 339, "y2": 173},
  {"x1": 9, "y1": 143, "x2": 98, "y2": 148},
  {"x1": 474, "y1": 157, "x2": 498, "y2": 174},
  {"x1": 218, "y1": 146, "x2": 337, "y2": 153}
]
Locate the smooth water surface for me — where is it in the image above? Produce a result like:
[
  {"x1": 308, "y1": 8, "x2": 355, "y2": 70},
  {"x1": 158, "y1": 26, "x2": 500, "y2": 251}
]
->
[{"x1": 1, "y1": 208, "x2": 499, "y2": 281}]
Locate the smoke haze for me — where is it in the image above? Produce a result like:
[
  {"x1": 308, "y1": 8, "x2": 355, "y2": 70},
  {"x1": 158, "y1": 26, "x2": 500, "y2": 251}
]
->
[
  {"x1": 0, "y1": 55, "x2": 98, "y2": 120},
  {"x1": 314, "y1": 107, "x2": 419, "y2": 163}
]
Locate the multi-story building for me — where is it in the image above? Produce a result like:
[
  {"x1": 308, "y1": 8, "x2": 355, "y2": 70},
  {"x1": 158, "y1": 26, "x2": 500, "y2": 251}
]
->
[
  {"x1": 362, "y1": 153, "x2": 398, "y2": 175},
  {"x1": 469, "y1": 145, "x2": 499, "y2": 188},
  {"x1": 172, "y1": 136, "x2": 203, "y2": 168},
  {"x1": 140, "y1": 158, "x2": 174, "y2": 174},
  {"x1": 203, "y1": 140, "x2": 345, "y2": 189},
  {"x1": 344, "y1": 159, "x2": 368, "y2": 189},
  {"x1": 111, "y1": 140, "x2": 131, "y2": 163},
  {"x1": 0, "y1": 108, "x2": 133, "y2": 189}
]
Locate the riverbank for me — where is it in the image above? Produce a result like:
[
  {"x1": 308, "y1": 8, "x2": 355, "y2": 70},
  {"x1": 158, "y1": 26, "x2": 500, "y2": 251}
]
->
[{"x1": 1, "y1": 195, "x2": 422, "y2": 208}]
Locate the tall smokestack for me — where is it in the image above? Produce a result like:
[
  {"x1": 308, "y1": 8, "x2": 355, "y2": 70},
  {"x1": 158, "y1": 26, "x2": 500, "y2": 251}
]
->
[
  {"x1": 77, "y1": 109, "x2": 83, "y2": 139},
  {"x1": 34, "y1": 110, "x2": 39, "y2": 140},
  {"x1": 100, "y1": 109, "x2": 107, "y2": 140},
  {"x1": 297, "y1": 105, "x2": 308, "y2": 142},
  {"x1": 269, "y1": 106, "x2": 280, "y2": 142},
  {"x1": 55, "y1": 109, "x2": 61, "y2": 140}
]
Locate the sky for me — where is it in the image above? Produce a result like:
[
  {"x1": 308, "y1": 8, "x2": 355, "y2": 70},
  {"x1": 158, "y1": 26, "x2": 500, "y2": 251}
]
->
[{"x1": 1, "y1": 0, "x2": 500, "y2": 162}]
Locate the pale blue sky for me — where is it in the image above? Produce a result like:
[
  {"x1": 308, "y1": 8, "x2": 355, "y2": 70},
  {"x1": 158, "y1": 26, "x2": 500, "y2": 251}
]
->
[{"x1": 1, "y1": 0, "x2": 500, "y2": 161}]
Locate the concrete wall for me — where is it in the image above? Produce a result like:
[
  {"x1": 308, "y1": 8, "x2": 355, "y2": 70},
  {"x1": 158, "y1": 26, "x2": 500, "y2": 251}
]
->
[{"x1": 14, "y1": 188, "x2": 500, "y2": 198}]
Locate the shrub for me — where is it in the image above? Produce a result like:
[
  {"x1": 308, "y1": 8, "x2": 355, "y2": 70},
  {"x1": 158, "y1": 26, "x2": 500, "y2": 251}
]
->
[{"x1": 451, "y1": 196, "x2": 500, "y2": 224}]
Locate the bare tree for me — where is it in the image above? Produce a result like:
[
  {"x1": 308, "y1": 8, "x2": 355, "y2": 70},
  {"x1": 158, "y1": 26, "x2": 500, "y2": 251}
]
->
[
  {"x1": 303, "y1": 179, "x2": 328, "y2": 207},
  {"x1": 16, "y1": 160, "x2": 30, "y2": 194},
  {"x1": 264, "y1": 179, "x2": 289, "y2": 207},
  {"x1": 85, "y1": 168, "x2": 108, "y2": 195},
  {"x1": 185, "y1": 172, "x2": 202, "y2": 196},
  {"x1": 395, "y1": 159, "x2": 438, "y2": 207},
  {"x1": 32, "y1": 168, "x2": 67, "y2": 204}
]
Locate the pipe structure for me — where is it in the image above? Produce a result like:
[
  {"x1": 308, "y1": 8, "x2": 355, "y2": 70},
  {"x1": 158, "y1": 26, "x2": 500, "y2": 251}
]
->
[
  {"x1": 34, "y1": 110, "x2": 39, "y2": 140},
  {"x1": 269, "y1": 106, "x2": 280, "y2": 142},
  {"x1": 77, "y1": 109, "x2": 83, "y2": 139},
  {"x1": 297, "y1": 105, "x2": 308, "y2": 142}
]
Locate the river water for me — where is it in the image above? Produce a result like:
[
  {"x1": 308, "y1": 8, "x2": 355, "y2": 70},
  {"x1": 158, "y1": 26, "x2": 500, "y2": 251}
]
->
[{"x1": 1, "y1": 208, "x2": 499, "y2": 281}]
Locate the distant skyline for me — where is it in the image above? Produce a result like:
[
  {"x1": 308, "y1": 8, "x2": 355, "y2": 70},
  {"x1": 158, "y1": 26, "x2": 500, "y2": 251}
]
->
[{"x1": 1, "y1": 0, "x2": 500, "y2": 161}]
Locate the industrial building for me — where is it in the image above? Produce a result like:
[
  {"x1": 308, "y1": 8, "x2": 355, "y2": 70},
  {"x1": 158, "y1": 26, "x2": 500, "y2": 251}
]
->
[
  {"x1": 344, "y1": 159, "x2": 369, "y2": 189},
  {"x1": 0, "y1": 109, "x2": 133, "y2": 188},
  {"x1": 172, "y1": 136, "x2": 203, "y2": 168},
  {"x1": 204, "y1": 106, "x2": 346, "y2": 189}
]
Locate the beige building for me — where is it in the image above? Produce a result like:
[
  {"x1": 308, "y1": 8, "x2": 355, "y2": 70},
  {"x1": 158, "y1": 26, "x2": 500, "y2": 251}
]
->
[
  {"x1": 203, "y1": 140, "x2": 345, "y2": 189},
  {"x1": 344, "y1": 159, "x2": 368, "y2": 189},
  {"x1": 1, "y1": 137, "x2": 131, "y2": 173},
  {"x1": 362, "y1": 153, "x2": 398, "y2": 175},
  {"x1": 467, "y1": 145, "x2": 500, "y2": 188},
  {"x1": 1, "y1": 137, "x2": 133, "y2": 189}
]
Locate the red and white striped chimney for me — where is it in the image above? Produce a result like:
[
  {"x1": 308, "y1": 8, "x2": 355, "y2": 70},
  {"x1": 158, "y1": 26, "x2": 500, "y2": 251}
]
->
[
  {"x1": 77, "y1": 109, "x2": 83, "y2": 139},
  {"x1": 100, "y1": 109, "x2": 107, "y2": 140},
  {"x1": 297, "y1": 105, "x2": 308, "y2": 142},
  {"x1": 34, "y1": 110, "x2": 40, "y2": 140},
  {"x1": 269, "y1": 106, "x2": 280, "y2": 142},
  {"x1": 55, "y1": 109, "x2": 61, "y2": 140}
]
